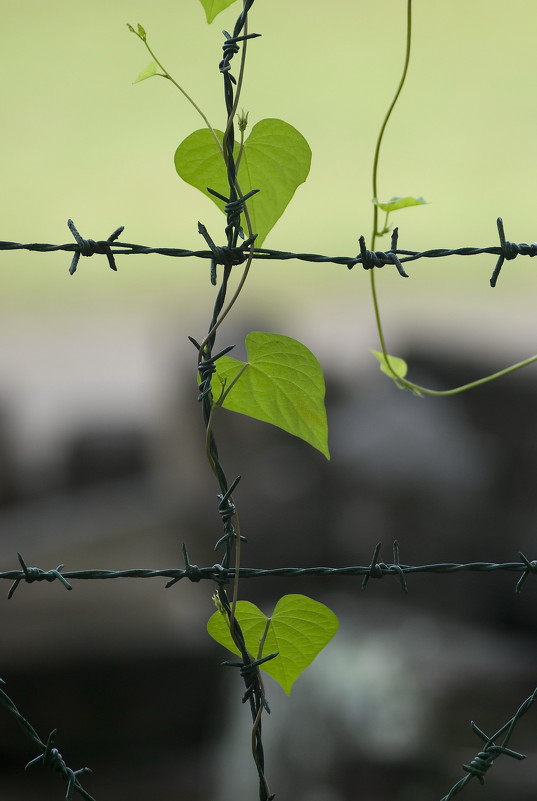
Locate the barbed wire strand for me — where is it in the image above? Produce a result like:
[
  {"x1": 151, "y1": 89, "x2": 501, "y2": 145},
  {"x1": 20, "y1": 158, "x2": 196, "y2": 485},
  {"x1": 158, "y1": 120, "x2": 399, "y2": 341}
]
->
[
  {"x1": 439, "y1": 686, "x2": 537, "y2": 801},
  {"x1": 1, "y1": 217, "x2": 536, "y2": 286},
  {"x1": 2, "y1": 543, "x2": 537, "y2": 598},
  {"x1": 0, "y1": 679, "x2": 94, "y2": 801}
]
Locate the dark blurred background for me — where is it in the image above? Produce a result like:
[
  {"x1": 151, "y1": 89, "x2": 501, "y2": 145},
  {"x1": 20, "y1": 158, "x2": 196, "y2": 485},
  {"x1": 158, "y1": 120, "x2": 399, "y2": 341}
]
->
[
  {"x1": 1, "y1": 334, "x2": 537, "y2": 801},
  {"x1": 2, "y1": 0, "x2": 537, "y2": 799}
]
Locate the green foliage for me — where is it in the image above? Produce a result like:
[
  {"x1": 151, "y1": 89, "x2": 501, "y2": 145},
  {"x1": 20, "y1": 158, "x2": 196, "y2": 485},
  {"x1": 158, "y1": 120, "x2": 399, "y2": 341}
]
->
[
  {"x1": 207, "y1": 595, "x2": 339, "y2": 694},
  {"x1": 198, "y1": 0, "x2": 240, "y2": 24},
  {"x1": 373, "y1": 195, "x2": 427, "y2": 213},
  {"x1": 174, "y1": 119, "x2": 312, "y2": 245},
  {"x1": 133, "y1": 61, "x2": 159, "y2": 83},
  {"x1": 370, "y1": 351, "x2": 423, "y2": 396},
  {"x1": 371, "y1": 349, "x2": 408, "y2": 382},
  {"x1": 215, "y1": 332, "x2": 330, "y2": 459},
  {"x1": 127, "y1": 23, "x2": 147, "y2": 41}
]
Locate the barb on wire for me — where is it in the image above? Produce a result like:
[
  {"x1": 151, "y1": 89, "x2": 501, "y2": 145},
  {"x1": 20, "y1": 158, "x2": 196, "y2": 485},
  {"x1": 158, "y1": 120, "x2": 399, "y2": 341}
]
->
[
  {"x1": 198, "y1": 221, "x2": 257, "y2": 285},
  {"x1": 67, "y1": 219, "x2": 124, "y2": 275},
  {"x1": 0, "y1": 679, "x2": 94, "y2": 801},
  {"x1": 358, "y1": 227, "x2": 408, "y2": 277},
  {"x1": 8, "y1": 552, "x2": 72, "y2": 599},
  {"x1": 489, "y1": 217, "x2": 537, "y2": 286},
  {"x1": 165, "y1": 543, "x2": 203, "y2": 589},
  {"x1": 2, "y1": 217, "x2": 536, "y2": 285},
  {"x1": 223, "y1": 651, "x2": 277, "y2": 710},
  {"x1": 516, "y1": 551, "x2": 537, "y2": 593},
  {"x1": 361, "y1": 540, "x2": 409, "y2": 592},
  {"x1": 439, "y1": 687, "x2": 537, "y2": 801}
]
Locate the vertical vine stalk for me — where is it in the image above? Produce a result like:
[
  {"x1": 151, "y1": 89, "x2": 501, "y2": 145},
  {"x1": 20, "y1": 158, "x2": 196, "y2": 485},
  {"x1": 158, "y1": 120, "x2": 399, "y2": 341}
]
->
[
  {"x1": 369, "y1": 0, "x2": 412, "y2": 371},
  {"x1": 367, "y1": 0, "x2": 537, "y2": 396},
  {"x1": 199, "y1": 1, "x2": 255, "y2": 635},
  {"x1": 194, "y1": 4, "x2": 273, "y2": 798}
]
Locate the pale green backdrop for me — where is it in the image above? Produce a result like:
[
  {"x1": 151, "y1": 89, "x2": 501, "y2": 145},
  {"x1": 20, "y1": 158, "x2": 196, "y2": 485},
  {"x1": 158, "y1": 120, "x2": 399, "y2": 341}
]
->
[
  {"x1": 1, "y1": 1, "x2": 536, "y2": 311},
  {"x1": 0, "y1": 0, "x2": 536, "y2": 447}
]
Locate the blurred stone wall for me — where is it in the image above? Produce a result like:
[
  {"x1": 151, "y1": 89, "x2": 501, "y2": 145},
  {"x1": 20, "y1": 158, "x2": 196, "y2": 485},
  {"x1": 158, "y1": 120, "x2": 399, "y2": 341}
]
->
[{"x1": 0, "y1": 340, "x2": 536, "y2": 800}]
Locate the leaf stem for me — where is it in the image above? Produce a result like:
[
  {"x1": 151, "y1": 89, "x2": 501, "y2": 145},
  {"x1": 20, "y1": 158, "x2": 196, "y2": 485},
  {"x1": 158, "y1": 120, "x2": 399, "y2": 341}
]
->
[
  {"x1": 199, "y1": 1, "x2": 256, "y2": 355},
  {"x1": 217, "y1": 363, "x2": 250, "y2": 407},
  {"x1": 368, "y1": 0, "x2": 412, "y2": 386},
  {"x1": 401, "y1": 353, "x2": 537, "y2": 397},
  {"x1": 371, "y1": 0, "x2": 413, "y2": 251},
  {"x1": 134, "y1": 29, "x2": 224, "y2": 157},
  {"x1": 257, "y1": 617, "x2": 271, "y2": 661},
  {"x1": 216, "y1": 5, "x2": 257, "y2": 331},
  {"x1": 223, "y1": 11, "x2": 249, "y2": 163},
  {"x1": 212, "y1": 0, "x2": 254, "y2": 634}
]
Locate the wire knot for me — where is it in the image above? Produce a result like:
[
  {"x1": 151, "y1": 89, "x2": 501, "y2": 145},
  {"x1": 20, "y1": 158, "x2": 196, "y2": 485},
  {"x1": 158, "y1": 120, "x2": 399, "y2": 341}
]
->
[
  {"x1": 198, "y1": 356, "x2": 217, "y2": 398},
  {"x1": 516, "y1": 551, "x2": 537, "y2": 593},
  {"x1": 490, "y1": 217, "x2": 537, "y2": 286},
  {"x1": 220, "y1": 31, "x2": 240, "y2": 74},
  {"x1": 441, "y1": 691, "x2": 535, "y2": 801},
  {"x1": 217, "y1": 476, "x2": 242, "y2": 526},
  {"x1": 8, "y1": 553, "x2": 73, "y2": 599},
  {"x1": 361, "y1": 542, "x2": 388, "y2": 591},
  {"x1": 223, "y1": 652, "x2": 276, "y2": 709},
  {"x1": 462, "y1": 720, "x2": 524, "y2": 784},
  {"x1": 463, "y1": 749, "x2": 496, "y2": 783},
  {"x1": 198, "y1": 221, "x2": 257, "y2": 285},
  {"x1": 362, "y1": 541, "x2": 408, "y2": 592},
  {"x1": 188, "y1": 338, "x2": 235, "y2": 401},
  {"x1": 67, "y1": 219, "x2": 124, "y2": 275},
  {"x1": 181, "y1": 543, "x2": 203, "y2": 582},
  {"x1": 219, "y1": 30, "x2": 261, "y2": 79},
  {"x1": 210, "y1": 563, "x2": 230, "y2": 584},
  {"x1": 356, "y1": 229, "x2": 409, "y2": 277},
  {"x1": 215, "y1": 477, "x2": 248, "y2": 550},
  {"x1": 25, "y1": 728, "x2": 92, "y2": 801}
]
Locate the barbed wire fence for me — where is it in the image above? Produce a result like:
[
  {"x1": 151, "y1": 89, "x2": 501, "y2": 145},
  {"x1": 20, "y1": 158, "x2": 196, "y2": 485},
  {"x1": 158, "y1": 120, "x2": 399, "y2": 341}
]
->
[
  {"x1": 3, "y1": 543, "x2": 537, "y2": 597},
  {"x1": 1, "y1": 1, "x2": 537, "y2": 800},
  {"x1": 1, "y1": 214, "x2": 535, "y2": 287}
]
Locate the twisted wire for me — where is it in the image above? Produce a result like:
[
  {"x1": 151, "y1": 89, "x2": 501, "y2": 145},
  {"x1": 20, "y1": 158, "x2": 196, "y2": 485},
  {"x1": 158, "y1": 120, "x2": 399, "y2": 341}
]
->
[
  {"x1": 2, "y1": 544, "x2": 537, "y2": 597},
  {"x1": 0, "y1": 679, "x2": 94, "y2": 801},
  {"x1": 440, "y1": 687, "x2": 537, "y2": 800},
  {"x1": 199, "y1": 6, "x2": 273, "y2": 800},
  {"x1": 2, "y1": 217, "x2": 535, "y2": 286}
]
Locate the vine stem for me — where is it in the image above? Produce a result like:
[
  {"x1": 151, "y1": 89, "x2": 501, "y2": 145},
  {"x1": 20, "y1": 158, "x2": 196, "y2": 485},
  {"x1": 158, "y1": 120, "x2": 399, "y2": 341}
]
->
[
  {"x1": 369, "y1": 0, "x2": 412, "y2": 378},
  {"x1": 133, "y1": 18, "x2": 256, "y2": 358},
  {"x1": 130, "y1": 22, "x2": 254, "y2": 597},
  {"x1": 370, "y1": 0, "x2": 413, "y2": 248},
  {"x1": 408, "y1": 353, "x2": 537, "y2": 397},
  {"x1": 198, "y1": 1, "x2": 255, "y2": 633},
  {"x1": 137, "y1": 33, "x2": 224, "y2": 156},
  {"x1": 369, "y1": 0, "x2": 537, "y2": 397},
  {"x1": 221, "y1": 0, "x2": 252, "y2": 636},
  {"x1": 201, "y1": 9, "x2": 256, "y2": 353}
]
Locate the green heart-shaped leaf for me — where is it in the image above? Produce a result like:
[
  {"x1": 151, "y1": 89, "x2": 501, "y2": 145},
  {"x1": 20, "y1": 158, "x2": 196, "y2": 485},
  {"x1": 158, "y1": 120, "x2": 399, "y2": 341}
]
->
[
  {"x1": 207, "y1": 594, "x2": 339, "y2": 694},
  {"x1": 215, "y1": 332, "x2": 329, "y2": 459},
  {"x1": 198, "y1": 0, "x2": 240, "y2": 23},
  {"x1": 174, "y1": 118, "x2": 311, "y2": 245}
]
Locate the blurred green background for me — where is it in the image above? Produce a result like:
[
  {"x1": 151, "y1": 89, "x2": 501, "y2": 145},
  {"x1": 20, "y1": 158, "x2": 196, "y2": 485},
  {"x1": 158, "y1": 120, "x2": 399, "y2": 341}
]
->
[
  {"x1": 2, "y1": 0, "x2": 537, "y2": 319},
  {"x1": 1, "y1": 0, "x2": 536, "y2": 467}
]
